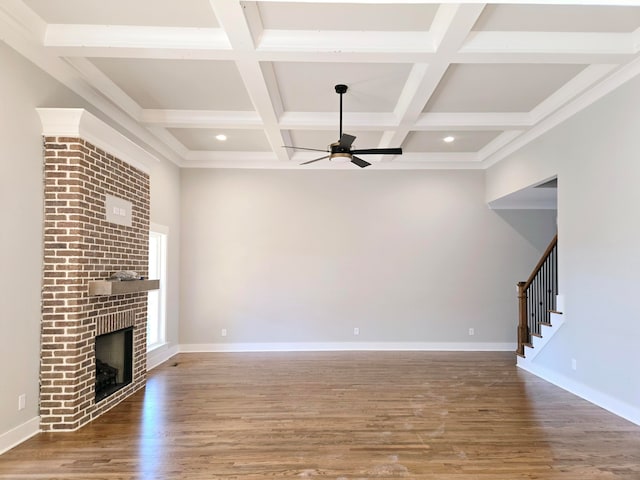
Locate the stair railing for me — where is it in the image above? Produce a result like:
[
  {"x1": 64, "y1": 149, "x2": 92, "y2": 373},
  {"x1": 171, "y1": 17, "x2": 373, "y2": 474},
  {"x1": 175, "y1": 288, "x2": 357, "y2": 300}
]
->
[{"x1": 516, "y1": 234, "x2": 558, "y2": 356}]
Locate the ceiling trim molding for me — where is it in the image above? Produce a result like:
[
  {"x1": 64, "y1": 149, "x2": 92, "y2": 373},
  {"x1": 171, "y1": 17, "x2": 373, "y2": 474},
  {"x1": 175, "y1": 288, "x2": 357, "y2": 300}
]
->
[
  {"x1": 529, "y1": 64, "x2": 618, "y2": 123},
  {"x1": 483, "y1": 54, "x2": 640, "y2": 168},
  {"x1": 36, "y1": 108, "x2": 159, "y2": 173},
  {"x1": 180, "y1": 158, "x2": 485, "y2": 170}
]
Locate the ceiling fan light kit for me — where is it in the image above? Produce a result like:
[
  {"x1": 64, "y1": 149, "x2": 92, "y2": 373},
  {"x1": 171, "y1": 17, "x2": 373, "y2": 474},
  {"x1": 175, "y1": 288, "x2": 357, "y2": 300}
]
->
[{"x1": 284, "y1": 84, "x2": 403, "y2": 168}]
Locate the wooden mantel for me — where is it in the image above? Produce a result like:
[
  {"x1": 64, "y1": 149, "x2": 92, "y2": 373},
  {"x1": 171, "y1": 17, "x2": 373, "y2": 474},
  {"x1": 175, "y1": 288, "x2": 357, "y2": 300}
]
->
[{"x1": 88, "y1": 279, "x2": 159, "y2": 296}]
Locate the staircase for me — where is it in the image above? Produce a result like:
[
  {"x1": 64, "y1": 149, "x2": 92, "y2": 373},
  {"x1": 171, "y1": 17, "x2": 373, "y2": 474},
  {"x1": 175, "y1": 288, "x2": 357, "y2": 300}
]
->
[{"x1": 516, "y1": 235, "x2": 563, "y2": 361}]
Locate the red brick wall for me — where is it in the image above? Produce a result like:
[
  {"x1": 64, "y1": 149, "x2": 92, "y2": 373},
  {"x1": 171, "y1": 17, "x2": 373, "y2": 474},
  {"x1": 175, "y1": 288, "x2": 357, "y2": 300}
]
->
[{"x1": 41, "y1": 136, "x2": 150, "y2": 431}]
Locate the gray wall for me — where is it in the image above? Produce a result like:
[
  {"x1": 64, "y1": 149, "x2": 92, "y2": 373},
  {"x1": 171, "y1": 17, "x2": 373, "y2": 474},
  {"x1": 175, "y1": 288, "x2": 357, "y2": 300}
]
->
[
  {"x1": 0, "y1": 42, "x2": 181, "y2": 445},
  {"x1": 149, "y1": 149, "x2": 182, "y2": 359},
  {"x1": 486, "y1": 74, "x2": 640, "y2": 422},
  {"x1": 180, "y1": 168, "x2": 552, "y2": 349}
]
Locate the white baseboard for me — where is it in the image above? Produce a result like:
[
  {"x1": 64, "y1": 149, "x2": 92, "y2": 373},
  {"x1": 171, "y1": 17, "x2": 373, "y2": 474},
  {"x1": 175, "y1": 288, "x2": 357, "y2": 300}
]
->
[
  {"x1": 147, "y1": 343, "x2": 179, "y2": 371},
  {"x1": 517, "y1": 361, "x2": 640, "y2": 426},
  {"x1": 180, "y1": 341, "x2": 516, "y2": 353},
  {"x1": 0, "y1": 416, "x2": 40, "y2": 455}
]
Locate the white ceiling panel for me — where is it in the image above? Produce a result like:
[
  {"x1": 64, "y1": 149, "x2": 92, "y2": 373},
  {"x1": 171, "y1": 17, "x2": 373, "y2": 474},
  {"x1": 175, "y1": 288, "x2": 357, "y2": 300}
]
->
[
  {"x1": 256, "y1": 2, "x2": 438, "y2": 31},
  {"x1": 24, "y1": 0, "x2": 219, "y2": 27},
  {"x1": 404, "y1": 131, "x2": 503, "y2": 153},
  {"x1": 5, "y1": 1, "x2": 640, "y2": 169},
  {"x1": 473, "y1": 5, "x2": 640, "y2": 33},
  {"x1": 424, "y1": 64, "x2": 587, "y2": 113},
  {"x1": 169, "y1": 128, "x2": 271, "y2": 151},
  {"x1": 272, "y1": 62, "x2": 413, "y2": 112},
  {"x1": 90, "y1": 59, "x2": 254, "y2": 110}
]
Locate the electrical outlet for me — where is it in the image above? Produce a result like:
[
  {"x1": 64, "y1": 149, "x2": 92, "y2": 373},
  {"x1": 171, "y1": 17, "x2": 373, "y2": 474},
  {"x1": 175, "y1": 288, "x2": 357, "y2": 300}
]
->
[
  {"x1": 571, "y1": 358, "x2": 577, "y2": 370},
  {"x1": 353, "y1": 327, "x2": 360, "y2": 336},
  {"x1": 18, "y1": 394, "x2": 26, "y2": 411},
  {"x1": 221, "y1": 328, "x2": 227, "y2": 337},
  {"x1": 468, "y1": 328, "x2": 475, "y2": 336}
]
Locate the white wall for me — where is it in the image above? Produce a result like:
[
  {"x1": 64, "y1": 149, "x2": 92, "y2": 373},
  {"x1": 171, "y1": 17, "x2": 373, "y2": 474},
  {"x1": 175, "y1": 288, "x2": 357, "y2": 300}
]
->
[
  {"x1": 0, "y1": 42, "x2": 181, "y2": 449},
  {"x1": 180, "y1": 168, "x2": 552, "y2": 350},
  {"x1": 486, "y1": 74, "x2": 640, "y2": 423}
]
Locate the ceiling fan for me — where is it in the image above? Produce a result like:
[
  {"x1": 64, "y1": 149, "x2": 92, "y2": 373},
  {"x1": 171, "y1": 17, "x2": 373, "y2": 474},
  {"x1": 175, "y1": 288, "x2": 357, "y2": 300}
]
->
[{"x1": 283, "y1": 84, "x2": 403, "y2": 168}]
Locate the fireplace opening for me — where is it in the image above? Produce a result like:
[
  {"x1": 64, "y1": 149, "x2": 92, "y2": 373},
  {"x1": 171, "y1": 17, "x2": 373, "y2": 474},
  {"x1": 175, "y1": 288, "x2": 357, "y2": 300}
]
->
[{"x1": 95, "y1": 327, "x2": 133, "y2": 402}]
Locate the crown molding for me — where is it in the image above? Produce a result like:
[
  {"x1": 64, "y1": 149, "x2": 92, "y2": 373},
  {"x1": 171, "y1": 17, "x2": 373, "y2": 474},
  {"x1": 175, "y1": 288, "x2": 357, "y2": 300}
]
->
[{"x1": 36, "y1": 108, "x2": 159, "y2": 174}]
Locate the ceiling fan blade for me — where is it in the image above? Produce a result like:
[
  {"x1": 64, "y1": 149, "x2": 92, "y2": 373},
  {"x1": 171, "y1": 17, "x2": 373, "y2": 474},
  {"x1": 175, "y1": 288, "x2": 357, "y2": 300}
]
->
[
  {"x1": 351, "y1": 147, "x2": 403, "y2": 155},
  {"x1": 338, "y1": 134, "x2": 356, "y2": 149},
  {"x1": 283, "y1": 145, "x2": 329, "y2": 153},
  {"x1": 300, "y1": 155, "x2": 330, "y2": 165},
  {"x1": 351, "y1": 156, "x2": 371, "y2": 168}
]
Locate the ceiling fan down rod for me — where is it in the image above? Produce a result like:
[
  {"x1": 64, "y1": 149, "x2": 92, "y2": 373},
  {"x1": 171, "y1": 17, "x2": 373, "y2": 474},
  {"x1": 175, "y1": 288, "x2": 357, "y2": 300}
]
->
[{"x1": 335, "y1": 84, "x2": 348, "y2": 139}]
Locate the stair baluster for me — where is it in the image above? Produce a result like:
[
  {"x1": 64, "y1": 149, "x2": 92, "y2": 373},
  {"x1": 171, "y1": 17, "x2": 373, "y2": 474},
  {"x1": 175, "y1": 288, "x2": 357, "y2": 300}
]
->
[{"x1": 516, "y1": 235, "x2": 558, "y2": 357}]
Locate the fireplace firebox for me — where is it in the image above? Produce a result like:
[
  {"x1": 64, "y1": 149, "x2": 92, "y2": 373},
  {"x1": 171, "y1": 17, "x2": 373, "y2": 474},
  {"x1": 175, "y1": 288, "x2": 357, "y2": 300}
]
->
[{"x1": 95, "y1": 328, "x2": 133, "y2": 402}]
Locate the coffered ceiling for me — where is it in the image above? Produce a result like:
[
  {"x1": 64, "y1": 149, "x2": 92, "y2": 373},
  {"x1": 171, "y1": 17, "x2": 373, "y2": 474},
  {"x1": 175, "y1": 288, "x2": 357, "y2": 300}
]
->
[{"x1": 2, "y1": 1, "x2": 640, "y2": 169}]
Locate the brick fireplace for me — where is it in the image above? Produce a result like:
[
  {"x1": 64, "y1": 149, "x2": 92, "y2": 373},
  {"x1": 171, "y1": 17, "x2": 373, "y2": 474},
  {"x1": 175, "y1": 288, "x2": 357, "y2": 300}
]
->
[{"x1": 38, "y1": 109, "x2": 156, "y2": 431}]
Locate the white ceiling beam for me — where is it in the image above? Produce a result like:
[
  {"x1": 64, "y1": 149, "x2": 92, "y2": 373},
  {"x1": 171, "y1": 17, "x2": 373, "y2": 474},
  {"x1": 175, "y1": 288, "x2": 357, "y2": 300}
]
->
[
  {"x1": 41, "y1": 25, "x2": 636, "y2": 66},
  {"x1": 146, "y1": 127, "x2": 190, "y2": 160},
  {"x1": 180, "y1": 157, "x2": 484, "y2": 171},
  {"x1": 186, "y1": 151, "x2": 278, "y2": 162},
  {"x1": 400, "y1": 152, "x2": 480, "y2": 163},
  {"x1": 258, "y1": 30, "x2": 436, "y2": 53},
  {"x1": 0, "y1": 0, "x2": 47, "y2": 43},
  {"x1": 380, "y1": 4, "x2": 486, "y2": 152},
  {"x1": 279, "y1": 112, "x2": 399, "y2": 131},
  {"x1": 209, "y1": 0, "x2": 290, "y2": 161},
  {"x1": 63, "y1": 57, "x2": 143, "y2": 120},
  {"x1": 140, "y1": 109, "x2": 533, "y2": 132},
  {"x1": 235, "y1": 60, "x2": 293, "y2": 159},
  {"x1": 45, "y1": 47, "x2": 238, "y2": 61},
  {"x1": 44, "y1": 24, "x2": 230, "y2": 50},
  {"x1": 529, "y1": 64, "x2": 618, "y2": 123},
  {"x1": 255, "y1": 0, "x2": 640, "y2": 3},
  {"x1": 141, "y1": 110, "x2": 264, "y2": 129},
  {"x1": 415, "y1": 112, "x2": 532, "y2": 130},
  {"x1": 462, "y1": 31, "x2": 637, "y2": 56},
  {"x1": 251, "y1": 0, "x2": 640, "y2": 4},
  {"x1": 452, "y1": 52, "x2": 635, "y2": 64},
  {"x1": 633, "y1": 27, "x2": 640, "y2": 52}
]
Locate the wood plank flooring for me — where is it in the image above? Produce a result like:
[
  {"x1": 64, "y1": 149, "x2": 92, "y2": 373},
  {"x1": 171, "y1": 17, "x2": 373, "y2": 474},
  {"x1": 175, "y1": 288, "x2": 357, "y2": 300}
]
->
[{"x1": 1, "y1": 351, "x2": 639, "y2": 479}]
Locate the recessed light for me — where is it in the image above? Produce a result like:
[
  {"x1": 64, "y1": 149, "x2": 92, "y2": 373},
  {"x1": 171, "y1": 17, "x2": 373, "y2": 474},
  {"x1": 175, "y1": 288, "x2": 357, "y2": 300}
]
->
[
  {"x1": 215, "y1": 134, "x2": 227, "y2": 141},
  {"x1": 443, "y1": 136, "x2": 455, "y2": 143}
]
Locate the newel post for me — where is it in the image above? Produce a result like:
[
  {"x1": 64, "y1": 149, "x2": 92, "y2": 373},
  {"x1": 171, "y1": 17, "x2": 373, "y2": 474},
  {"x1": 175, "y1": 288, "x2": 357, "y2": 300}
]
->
[{"x1": 517, "y1": 281, "x2": 528, "y2": 356}]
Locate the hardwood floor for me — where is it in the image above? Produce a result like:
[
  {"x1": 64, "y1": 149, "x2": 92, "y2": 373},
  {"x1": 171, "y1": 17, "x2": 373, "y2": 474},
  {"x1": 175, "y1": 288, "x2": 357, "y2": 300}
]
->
[{"x1": 1, "y1": 351, "x2": 639, "y2": 479}]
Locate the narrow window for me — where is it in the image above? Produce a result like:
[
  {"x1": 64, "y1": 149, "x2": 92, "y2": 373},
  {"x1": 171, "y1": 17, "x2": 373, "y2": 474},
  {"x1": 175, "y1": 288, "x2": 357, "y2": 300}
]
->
[{"x1": 147, "y1": 227, "x2": 167, "y2": 350}]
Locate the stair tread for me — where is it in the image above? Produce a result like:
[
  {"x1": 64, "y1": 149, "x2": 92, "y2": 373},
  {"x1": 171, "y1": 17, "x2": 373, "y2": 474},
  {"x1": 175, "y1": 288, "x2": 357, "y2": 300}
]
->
[
  {"x1": 531, "y1": 333, "x2": 543, "y2": 338},
  {"x1": 539, "y1": 322, "x2": 553, "y2": 327},
  {"x1": 548, "y1": 310, "x2": 563, "y2": 314}
]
